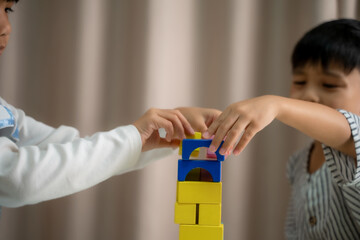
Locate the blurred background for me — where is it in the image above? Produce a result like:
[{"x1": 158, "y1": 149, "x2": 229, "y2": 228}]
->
[{"x1": 0, "y1": 0, "x2": 358, "y2": 239}]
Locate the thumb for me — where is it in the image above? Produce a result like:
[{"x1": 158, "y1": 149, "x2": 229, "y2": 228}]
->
[
  {"x1": 196, "y1": 122, "x2": 208, "y2": 135},
  {"x1": 156, "y1": 139, "x2": 181, "y2": 148}
]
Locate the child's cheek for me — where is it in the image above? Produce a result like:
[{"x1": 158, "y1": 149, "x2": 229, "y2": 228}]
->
[
  {"x1": 321, "y1": 99, "x2": 343, "y2": 110},
  {"x1": 289, "y1": 89, "x2": 300, "y2": 100}
]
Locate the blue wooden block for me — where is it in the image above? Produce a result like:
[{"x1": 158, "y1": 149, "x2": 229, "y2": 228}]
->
[
  {"x1": 182, "y1": 139, "x2": 225, "y2": 161},
  {"x1": 178, "y1": 159, "x2": 222, "y2": 182}
]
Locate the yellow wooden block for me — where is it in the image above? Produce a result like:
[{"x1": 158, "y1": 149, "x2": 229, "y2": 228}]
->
[
  {"x1": 179, "y1": 132, "x2": 202, "y2": 157},
  {"x1": 177, "y1": 181, "x2": 222, "y2": 204},
  {"x1": 179, "y1": 224, "x2": 224, "y2": 240},
  {"x1": 174, "y1": 202, "x2": 197, "y2": 225},
  {"x1": 199, "y1": 203, "x2": 222, "y2": 225}
]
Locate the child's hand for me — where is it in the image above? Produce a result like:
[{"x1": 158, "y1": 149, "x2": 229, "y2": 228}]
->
[
  {"x1": 203, "y1": 96, "x2": 279, "y2": 155},
  {"x1": 175, "y1": 107, "x2": 222, "y2": 133},
  {"x1": 204, "y1": 95, "x2": 356, "y2": 159},
  {"x1": 133, "y1": 108, "x2": 195, "y2": 152}
]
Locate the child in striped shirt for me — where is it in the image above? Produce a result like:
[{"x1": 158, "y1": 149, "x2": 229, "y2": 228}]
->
[{"x1": 204, "y1": 19, "x2": 360, "y2": 239}]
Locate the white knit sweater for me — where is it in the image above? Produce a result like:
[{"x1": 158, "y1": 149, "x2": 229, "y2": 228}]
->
[{"x1": 0, "y1": 97, "x2": 172, "y2": 207}]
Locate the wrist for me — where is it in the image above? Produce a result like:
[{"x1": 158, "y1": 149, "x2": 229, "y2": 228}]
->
[
  {"x1": 261, "y1": 95, "x2": 283, "y2": 119},
  {"x1": 132, "y1": 123, "x2": 145, "y2": 147}
]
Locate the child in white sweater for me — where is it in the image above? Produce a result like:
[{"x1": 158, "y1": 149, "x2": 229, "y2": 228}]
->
[{"x1": 0, "y1": 0, "x2": 221, "y2": 208}]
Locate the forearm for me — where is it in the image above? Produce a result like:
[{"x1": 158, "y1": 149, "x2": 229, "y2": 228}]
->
[
  {"x1": 274, "y1": 95, "x2": 355, "y2": 157},
  {"x1": 0, "y1": 125, "x2": 142, "y2": 207}
]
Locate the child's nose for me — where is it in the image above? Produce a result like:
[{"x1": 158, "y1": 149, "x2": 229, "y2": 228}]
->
[
  {"x1": 301, "y1": 88, "x2": 320, "y2": 103},
  {"x1": 0, "y1": 13, "x2": 11, "y2": 37}
]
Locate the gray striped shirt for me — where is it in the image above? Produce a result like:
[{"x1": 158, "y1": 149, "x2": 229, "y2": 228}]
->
[{"x1": 285, "y1": 110, "x2": 360, "y2": 239}]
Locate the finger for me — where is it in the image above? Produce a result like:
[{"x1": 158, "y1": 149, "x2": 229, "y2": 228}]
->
[
  {"x1": 158, "y1": 110, "x2": 186, "y2": 140},
  {"x1": 203, "y1": 114, "x2": 223, "y2": 139},
  {"x1": 233, "y1": 123, "x2": 258, "y2": 155},
  {"x1": 204, "y1": 108, "x2": 234, "y2": 138},
  {"x1": 156, "y1": 138, "x2": 181, "y2": 148},
  {"x1": 208, "y1": 113, "x2": 239, "y2": 153},
  {"x1": 205, "y1": 109, "x2": 222, "y2": 127},
  {"x1": 196, "y1": 122, "x2": 208, "y2": 134},
  {"x1": 173, "y1": 109, "x2": 195, "y2": 136},
  {"x1": 200, "y1": 110, "x2": 221, "y2": 136},
  {"x1": 192, "y1": 116, "x2": 208, "y2": 133},
  {"x1": 218, "y1": 118, "x2": 248, "y2": 155},
  {"x1": 153, "y1": 117, "x2": 174, "y2": 142}
]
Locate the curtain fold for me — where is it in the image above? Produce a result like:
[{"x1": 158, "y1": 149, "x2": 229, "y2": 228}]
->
[{"x1": 0, "y1": 0, "x2": 357, "y2": 239}]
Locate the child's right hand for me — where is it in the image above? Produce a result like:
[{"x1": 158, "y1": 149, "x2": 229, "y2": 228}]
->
[
  {"x1": 203, "y1": 95, "x2": 280, "y2": 156},
  {"x1": 175, "y1": 107, "x2": 222, "y2": 133},
  {"x1": 133, "y1": 108, "x2": 195, "y2": 152},
  {"x1": 203, "y1": 95, "x2": 355, "y2": 159}
]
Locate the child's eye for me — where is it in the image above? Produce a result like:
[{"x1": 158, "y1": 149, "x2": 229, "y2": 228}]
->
[
  {"x1": 5, "y1": 8, "x2": 14, "y2": 14},
  {"x1": 322, "y1": 83, "x2": 338, "y2": 89},
  {"x1": 293, "y1": 81, "x2": 306, "y2": 86}
]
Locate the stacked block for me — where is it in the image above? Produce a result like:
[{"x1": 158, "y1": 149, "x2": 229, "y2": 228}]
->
[
  {"x1": 175, "y1": 134, "x2": 225, "y2": 240},
  {"x1": 179, "y1": 132, "x2": 202, "y2": 157},
  {"x1": 178, "y1": 160, "x2": 221, "y2": 182}
]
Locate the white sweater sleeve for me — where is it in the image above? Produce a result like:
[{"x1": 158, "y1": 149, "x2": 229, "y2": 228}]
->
[{"x1": 0, "y1": 98, "x2": 173, "y2": 207}]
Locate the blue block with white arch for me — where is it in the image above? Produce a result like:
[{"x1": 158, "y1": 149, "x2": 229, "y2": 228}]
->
[
  {"x1": 181, "y1": 139, "x2": 225, "y2": 161},
  {"x1": 178, "y1": 159, "x2": 222, "y2": 182}
]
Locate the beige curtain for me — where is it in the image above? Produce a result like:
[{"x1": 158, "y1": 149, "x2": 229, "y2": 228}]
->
[{"x1": 0, "y1": 0, "x2": 358, "y2": 239}]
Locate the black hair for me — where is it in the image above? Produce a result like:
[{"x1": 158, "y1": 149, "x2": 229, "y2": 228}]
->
[
  {"x1": 292, "y1": 19, "x2": 360, "y2": 74},
  {"x1": 6, "y1": 0, "x2": 19, "y2": 2}
]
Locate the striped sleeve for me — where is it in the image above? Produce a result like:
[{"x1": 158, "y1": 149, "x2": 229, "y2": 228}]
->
[{"x1": 323, "y1": 110, "x2": 360, "y2": 228}]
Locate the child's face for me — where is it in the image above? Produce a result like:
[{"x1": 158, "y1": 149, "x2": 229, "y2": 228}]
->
[
  {"x1": 290, "y1": 63, "x2": 360, "y2": 114},
  {"x1": 0, "y1": 0, "x2": 14, "y2": 56}
]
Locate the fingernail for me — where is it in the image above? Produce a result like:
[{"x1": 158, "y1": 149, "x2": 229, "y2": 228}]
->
[
  {"x1": 233, "y1": 150, "x2": 240, "y2": 155},
  {"x1": 203, "y1": 132, "x2": 210, "y2": 138},
  {"x1": 220, "y1": 148, "x2": 226, "y2": 155},
  {"x1": 209, "y1": 145, "x2": 216, "y2": 152}
]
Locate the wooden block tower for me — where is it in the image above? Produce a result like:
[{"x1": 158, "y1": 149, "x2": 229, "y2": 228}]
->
[{"x1": 175, "y1": 133, "x2": 225, "y2": 240}]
